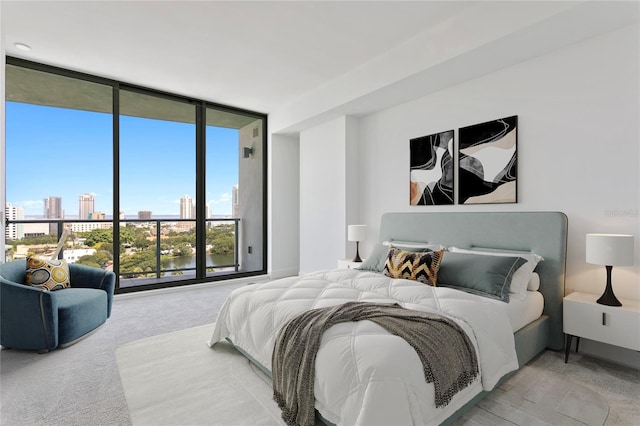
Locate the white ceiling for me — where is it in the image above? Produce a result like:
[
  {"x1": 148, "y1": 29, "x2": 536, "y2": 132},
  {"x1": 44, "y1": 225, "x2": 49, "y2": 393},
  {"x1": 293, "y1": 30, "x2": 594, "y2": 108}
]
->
[
  {"x1": 2, "y1": 0, "x2": 638, "y2": 128},
  {"x1": 1, "y1": 1, "x2": 473, "y2": 114}
]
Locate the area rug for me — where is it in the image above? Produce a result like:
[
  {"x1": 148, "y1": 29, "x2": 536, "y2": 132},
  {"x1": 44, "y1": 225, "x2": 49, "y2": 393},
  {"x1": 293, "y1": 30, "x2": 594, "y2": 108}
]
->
[
  {"x1": 116, "y1": 324, "x2": 609, "y2": 426},
  {"x1": 116, "y1": 323, "x2": 284, "y2": 426}
]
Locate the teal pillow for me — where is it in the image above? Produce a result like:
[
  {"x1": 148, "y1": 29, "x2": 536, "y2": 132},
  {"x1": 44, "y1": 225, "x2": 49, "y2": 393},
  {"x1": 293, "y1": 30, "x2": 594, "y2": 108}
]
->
[
  {"x1": 437, "y1": 252, "x2": 527, "y2": 302},
  {"x1": 357, "y1": 241, "x2": 441, "y2": 272},
  {"x1": 357, "y1": 244, "x2": 388, "y2": 272}
]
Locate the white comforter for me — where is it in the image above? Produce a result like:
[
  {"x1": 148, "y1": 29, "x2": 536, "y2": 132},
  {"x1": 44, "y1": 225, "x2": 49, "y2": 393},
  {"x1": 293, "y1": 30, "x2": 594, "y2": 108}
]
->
[{"x1": 208, "y1": 269, "x2": 518, "y2": 425}]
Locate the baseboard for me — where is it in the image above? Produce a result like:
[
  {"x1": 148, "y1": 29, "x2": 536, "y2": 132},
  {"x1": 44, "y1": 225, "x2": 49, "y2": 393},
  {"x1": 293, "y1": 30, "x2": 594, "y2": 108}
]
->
[
  {"x1": 114, "y1": 274, "x2": 270, "y2": 300},
  {"x1": 268, "y1": 267, "x2": 299, "y2": 280}
]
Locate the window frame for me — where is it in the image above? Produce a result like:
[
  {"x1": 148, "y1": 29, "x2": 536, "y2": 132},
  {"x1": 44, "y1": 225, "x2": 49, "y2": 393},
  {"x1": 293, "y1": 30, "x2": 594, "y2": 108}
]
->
[{"x1": 5, "y1": 56, "x2": 268, "y2": 293}]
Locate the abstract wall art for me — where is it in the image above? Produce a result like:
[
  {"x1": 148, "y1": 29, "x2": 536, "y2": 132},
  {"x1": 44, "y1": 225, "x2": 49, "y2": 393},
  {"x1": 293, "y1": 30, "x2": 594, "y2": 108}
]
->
[
  {"x1": 410, "y1": 130, "x2": 454, "y2": 205},
  {"x1": 458, "y1": 116, "x2": 517, "y2": 204}
]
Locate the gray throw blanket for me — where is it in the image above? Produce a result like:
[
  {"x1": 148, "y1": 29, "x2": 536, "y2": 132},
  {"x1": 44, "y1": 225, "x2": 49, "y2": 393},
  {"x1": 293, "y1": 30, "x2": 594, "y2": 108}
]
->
[{"x1": 272, "y1": 301, "x2": 479, "y2": 426}]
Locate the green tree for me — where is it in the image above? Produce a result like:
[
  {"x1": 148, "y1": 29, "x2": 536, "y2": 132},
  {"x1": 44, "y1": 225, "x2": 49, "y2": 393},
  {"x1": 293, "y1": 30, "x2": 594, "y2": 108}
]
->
[
  {"x1": 76, "y1": 259, "x2": 101, "y2": 269},
  {"x1": 120, "y1": 250, "x2": 157, "y2": 277},
  {"x1": 100, "y1": 242, "x2": 114, "y2": 255},
  {"x1": 172, "y1": 243, "x2": 192, "y2": 257},
  {"x1": 9, "y1": 234, "x2": 57, "y2": 245},
  {"x1": 207, "y1": 224, "x2": 236, "y2": 255},
  {"x1": 75, "y1": 250, "x2": 112, "y2": 268},
  {"x1": 134, "y1": 236, "x2": 152, "y2": 250},
  {"x1": 210, "y1": 234, "x2": 234, "y2": 255},
  {"x1": 84, "y1": 228, "x2": 113, "y2": 246},
  {"x1": 119, "y1": 250, "x2": 171, "y2": 278}
]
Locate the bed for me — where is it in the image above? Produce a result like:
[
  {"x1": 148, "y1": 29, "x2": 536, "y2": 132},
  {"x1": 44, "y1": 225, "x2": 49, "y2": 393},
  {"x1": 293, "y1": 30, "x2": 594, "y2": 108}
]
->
[{"x1": 208, "y1": 211, "x2": 568, "y2": 425}]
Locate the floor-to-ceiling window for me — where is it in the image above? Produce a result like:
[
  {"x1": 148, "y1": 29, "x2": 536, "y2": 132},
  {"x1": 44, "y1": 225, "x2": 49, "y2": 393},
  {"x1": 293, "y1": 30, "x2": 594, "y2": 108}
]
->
[
  {"x1": 4, "y1": 58, "x2": 267, "y2": 293},
  {"x1": 5, "y1": 62, "x2": 114, "y2": 264},
  {"x1": 118, "y1": 89, "x2": 197, "y2": 287}
]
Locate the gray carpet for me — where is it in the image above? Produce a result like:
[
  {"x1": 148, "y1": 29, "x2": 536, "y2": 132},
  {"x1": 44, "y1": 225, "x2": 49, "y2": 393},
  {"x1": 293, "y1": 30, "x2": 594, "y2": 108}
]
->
[
  {"x1": 0, "y1": 282, "x2": 242, "y2": 426},
  {"x1": 2, "y1": 282, "x2": 639, "y2": 426}
]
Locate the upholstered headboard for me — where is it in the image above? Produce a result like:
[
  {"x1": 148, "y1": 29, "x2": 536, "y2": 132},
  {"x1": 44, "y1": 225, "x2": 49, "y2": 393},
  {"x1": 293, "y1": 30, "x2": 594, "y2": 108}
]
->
[{"x1": 378, "y1": 211, "x2": 568, "y2": 350}]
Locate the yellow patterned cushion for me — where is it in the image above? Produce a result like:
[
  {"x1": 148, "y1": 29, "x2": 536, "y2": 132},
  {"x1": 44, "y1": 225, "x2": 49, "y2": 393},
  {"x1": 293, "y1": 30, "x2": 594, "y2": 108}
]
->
[
  {"x1": 382, "y1": 246, "x2": 444, "y2": 286},
  {"x1": 26, "y1": 257, "x2": 71, "y2": 291}
]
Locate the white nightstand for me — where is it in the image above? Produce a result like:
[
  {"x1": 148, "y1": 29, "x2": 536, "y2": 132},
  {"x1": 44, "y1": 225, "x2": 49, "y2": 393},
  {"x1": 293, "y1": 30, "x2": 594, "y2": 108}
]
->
[
  {"x1": 563, "y1": 292, "x2": 640, "y2": 363},
  {"x1": 338, "y1": 258, "x2": 364, "y2": 269}
]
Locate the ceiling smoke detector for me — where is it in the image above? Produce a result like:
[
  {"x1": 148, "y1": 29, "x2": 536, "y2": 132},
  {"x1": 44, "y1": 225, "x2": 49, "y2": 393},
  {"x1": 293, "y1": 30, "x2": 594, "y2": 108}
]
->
[{"x1": 14, "y1": 42, "x2": 32, "y2": 51}]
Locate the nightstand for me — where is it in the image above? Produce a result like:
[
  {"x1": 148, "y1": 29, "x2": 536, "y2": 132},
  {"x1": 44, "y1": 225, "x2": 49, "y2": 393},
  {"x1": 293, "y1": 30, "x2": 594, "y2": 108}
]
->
[
  {"x1": 338, "y1": 259, "x2": 364, "y2": 269},
  {"x1": 563, "y1": 292, "x2": 640, "y2": 363}
]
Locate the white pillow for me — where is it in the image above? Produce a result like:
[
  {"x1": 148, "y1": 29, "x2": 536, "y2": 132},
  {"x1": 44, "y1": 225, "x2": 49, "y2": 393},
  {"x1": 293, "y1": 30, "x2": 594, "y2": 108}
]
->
[
  {"x1": 448, "y1": 247, "x2": 543, "y2": 301},
  {"x1": 382, "y1": 240, "x2": 446, "y2": 251},
  {"x1": 527, "y1": 272, "x2": 540, "y2": 292}
]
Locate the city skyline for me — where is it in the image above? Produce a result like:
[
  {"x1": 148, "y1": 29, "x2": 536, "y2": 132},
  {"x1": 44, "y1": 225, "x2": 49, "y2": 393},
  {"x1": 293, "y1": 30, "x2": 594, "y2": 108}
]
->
[
  {"x1": 6, "y1": 101, "x2": 240, "y2": 217},
  {"x1": 8, "y1": 191, "x2": 233, "y2": 220}
]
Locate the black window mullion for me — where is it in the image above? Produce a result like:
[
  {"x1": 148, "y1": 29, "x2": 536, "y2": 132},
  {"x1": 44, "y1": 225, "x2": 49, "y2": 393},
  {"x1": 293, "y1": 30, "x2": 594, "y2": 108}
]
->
[
  {"x1": 113, "y1": 85, "x2": 121, "y2": 288},
  {"x1": 195, "y1": 103, "x2": 206, "y2": 279}
]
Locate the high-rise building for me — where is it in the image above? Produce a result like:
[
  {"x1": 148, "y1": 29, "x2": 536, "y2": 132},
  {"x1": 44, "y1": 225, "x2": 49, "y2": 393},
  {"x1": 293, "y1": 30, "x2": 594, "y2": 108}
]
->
[
  {"x1": 232, "y1": 184, "x2": 239, "y2": 218},
  {"x1": 79, "y1": 193, "x2": 95, "y2": 220},
  {"x1": 70, "y1": 222, "x2": 104, "y2": 233},
  {"x1": 5, "y1": 203, "x2": 24, "y2": 240},
  {"x1": 44, "y1": 196, "x2": 63, "y2": 234},
  {"x1": 138, "y1": 210, "x2": 152, "y2": 220},
  {"x1": 180, "y1": 195, "x2": 195, "y2": 219},
  {"x1": 44, "y1": 196, "x2": 63, "y2": 219}
]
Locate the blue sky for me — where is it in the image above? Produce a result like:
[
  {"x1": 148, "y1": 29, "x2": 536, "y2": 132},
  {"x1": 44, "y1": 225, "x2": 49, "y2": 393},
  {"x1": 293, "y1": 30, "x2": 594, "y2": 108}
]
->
[{"x1": 6, "y1": 102, "x2": 238, "y2": 217}]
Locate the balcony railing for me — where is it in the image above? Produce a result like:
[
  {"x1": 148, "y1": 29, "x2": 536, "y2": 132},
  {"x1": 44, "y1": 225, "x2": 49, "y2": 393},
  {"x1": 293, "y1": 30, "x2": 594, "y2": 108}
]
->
[{"x1": 4, "y1": 218, "x2": 240, "y2": 288}]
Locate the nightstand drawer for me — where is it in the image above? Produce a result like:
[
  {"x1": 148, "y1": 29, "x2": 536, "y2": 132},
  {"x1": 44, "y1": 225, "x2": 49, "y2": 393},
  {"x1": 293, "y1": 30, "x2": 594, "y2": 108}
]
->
[{"x1": 564, "y1": 293, "x2": 640, "y2": 351}]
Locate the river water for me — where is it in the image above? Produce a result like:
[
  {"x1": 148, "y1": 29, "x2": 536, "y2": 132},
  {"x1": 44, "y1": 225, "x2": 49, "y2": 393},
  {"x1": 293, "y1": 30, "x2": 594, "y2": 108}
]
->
[{"x1": 166, "y1": 253, "x2": 235, "y2": 270}]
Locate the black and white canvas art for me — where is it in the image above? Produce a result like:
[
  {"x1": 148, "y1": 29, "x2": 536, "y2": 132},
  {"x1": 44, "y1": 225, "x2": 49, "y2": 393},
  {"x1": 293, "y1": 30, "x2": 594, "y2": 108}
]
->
[
  {"x1": 458, "y1": 116, "x2": 517, "y2": 204},
  {"x1": 410, "y1": 130, "x2": 454, "y2": 205}
]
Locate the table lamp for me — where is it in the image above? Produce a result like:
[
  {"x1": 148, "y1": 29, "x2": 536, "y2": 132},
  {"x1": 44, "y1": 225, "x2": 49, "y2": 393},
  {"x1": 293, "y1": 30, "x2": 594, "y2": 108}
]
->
[
  {"x1": 586, "y1": 233, "x2": 634, "y2": 306},
  {"x1": 348, "y1": 225, "x2": 367, "y2": 263}
]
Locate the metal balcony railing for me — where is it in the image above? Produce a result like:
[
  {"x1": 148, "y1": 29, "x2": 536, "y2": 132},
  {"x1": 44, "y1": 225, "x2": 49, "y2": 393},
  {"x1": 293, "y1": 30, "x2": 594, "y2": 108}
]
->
[{"x1": 4, "y1": 218, "x2": 240, "y2": 287}]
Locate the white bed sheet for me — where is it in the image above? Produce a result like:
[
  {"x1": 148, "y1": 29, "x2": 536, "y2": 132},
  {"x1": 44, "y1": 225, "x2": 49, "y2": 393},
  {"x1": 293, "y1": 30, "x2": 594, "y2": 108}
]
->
[{"x1": 504, "y1": 290, "x2": 544, "y2": 332}]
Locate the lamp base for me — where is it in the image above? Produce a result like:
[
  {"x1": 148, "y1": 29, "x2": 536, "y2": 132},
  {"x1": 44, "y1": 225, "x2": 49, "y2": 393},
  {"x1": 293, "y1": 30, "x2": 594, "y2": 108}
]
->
[
  {"x1": 352, "y1": 241, "x2": 362, "y2": 263},
  {"x1": 596, "y1": 265, "x2": 622, "y2": 307}
]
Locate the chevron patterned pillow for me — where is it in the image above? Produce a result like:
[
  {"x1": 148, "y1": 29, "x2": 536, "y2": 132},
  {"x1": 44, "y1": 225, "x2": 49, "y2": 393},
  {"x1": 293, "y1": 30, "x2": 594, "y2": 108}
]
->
[{"x1": 382, "y1": 246, "x2": 444, "y2": 286}]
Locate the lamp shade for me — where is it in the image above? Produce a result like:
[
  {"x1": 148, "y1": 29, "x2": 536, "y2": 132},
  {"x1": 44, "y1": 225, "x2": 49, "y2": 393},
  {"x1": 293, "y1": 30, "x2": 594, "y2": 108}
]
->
[
  {"x1": 586, "y1": 234, "x2": 634, "y2": 266},
  {"x1": 348, "y1": 225, "x2": 367, "y2": 242}
]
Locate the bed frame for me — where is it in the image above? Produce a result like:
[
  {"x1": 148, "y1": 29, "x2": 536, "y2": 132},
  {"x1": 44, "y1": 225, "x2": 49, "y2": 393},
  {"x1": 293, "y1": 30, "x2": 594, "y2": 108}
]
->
[
  {"x1": 379, "y1": 211, "x2": 568, "y2": 362},
  {"x1": 378, "y1": 211, "x2": 568, "y2": 425},
  {"x1": 232, "y1": 211, "x2": 568, "y2": 425}
]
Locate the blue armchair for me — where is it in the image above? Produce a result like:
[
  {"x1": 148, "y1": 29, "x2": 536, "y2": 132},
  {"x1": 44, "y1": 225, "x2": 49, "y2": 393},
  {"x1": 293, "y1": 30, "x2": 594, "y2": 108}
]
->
[{"x1": 0, "y1": 259, "x2": 115, "y2": 352}]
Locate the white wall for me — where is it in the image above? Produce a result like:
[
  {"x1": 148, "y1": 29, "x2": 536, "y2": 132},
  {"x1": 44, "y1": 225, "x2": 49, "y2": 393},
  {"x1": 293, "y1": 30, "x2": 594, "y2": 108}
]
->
[
  {"x1": 299, "y1": 117, "x2": 346, "y2": 274},
  {"x1": 293, "y1": 24, "x2": 639, "y2": 367},
  {"x1": 238, "y1": 120, "x2": 264, "y2": 272},
  {"x1": 354, "y1": 25, "x2": 639, "y2": 366},
  {"x1": 268, "y1": 133, "x2": 300, "y2": 279},
  {"x1": 298, "y1": 116, "x2": 363, "y2": 274},
  {"x1": 357, "y1": 25, "x2": 639, "y2": 296}
]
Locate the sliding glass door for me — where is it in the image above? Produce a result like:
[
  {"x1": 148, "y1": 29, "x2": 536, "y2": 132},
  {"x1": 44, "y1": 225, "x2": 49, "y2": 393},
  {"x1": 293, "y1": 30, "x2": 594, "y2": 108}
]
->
[{"x1": 118, "y1": 89, "x2": 196, "y2": 286}]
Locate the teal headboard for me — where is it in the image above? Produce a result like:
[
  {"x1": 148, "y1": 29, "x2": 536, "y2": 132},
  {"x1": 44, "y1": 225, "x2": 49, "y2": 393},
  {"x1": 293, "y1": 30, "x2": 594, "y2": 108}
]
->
[{"x1": 379, "y1": 211, "x2": 568, "y2": 350}]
